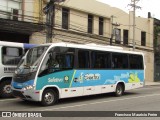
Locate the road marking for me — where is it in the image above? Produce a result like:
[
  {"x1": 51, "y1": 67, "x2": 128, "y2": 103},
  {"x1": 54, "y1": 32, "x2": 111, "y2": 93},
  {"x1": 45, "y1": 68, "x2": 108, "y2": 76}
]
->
[
  {"x1": 0, "y1": 98, "x2": 17, "y2": 102},
  {"x1": 41, "y1": 93, "x2": 160, "y2": 111}
]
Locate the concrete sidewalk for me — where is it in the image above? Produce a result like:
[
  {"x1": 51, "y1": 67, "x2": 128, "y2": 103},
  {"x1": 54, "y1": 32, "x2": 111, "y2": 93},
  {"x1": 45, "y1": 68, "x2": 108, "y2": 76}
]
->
[{"x1": 145, "y1": 81, "x2": 160, "y2": 86}]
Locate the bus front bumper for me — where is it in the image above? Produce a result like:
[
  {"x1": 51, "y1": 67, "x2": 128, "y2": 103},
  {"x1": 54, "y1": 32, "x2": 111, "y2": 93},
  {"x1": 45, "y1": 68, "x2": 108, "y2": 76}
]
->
[{"x1": 12, "y1": 88, "x2": 41, "y2": 102}]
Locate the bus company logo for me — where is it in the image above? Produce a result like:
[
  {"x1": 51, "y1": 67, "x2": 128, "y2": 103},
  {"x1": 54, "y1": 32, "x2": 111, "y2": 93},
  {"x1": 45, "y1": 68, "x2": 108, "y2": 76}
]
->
[
  {"x1": 16, "y1": 83, "x2": 27, "y2": 88},
  {"x1": 48, "y1": 77, "x2": 63, "y2": 83},
  {"x1": 22, "y1": 83, "x2": 28, "y2": 87},
  {"x1": 64, "y1": 76, "x2": 69, "y2": 83},
  {"x1": 75, "y1": 73, "x2": 101, "y2": 83},
  {"x1": 84, "y1": 73, "x2": 101, "y2": 81},
  {"x1": 17, "y1": 83, "x2": 23, "y2": 87}
]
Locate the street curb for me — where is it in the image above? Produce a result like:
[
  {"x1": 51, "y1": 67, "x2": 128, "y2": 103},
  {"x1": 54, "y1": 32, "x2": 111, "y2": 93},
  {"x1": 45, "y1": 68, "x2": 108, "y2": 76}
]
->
[{"x1": 144, "y1": 82, "x2": 160, "y2": 86}]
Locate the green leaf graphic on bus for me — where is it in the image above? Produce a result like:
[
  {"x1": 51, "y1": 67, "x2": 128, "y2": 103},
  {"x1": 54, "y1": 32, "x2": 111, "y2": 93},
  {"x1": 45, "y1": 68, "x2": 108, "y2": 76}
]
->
[{"x1": 128, "y1": 73, "x2": 140, "y2": 83}]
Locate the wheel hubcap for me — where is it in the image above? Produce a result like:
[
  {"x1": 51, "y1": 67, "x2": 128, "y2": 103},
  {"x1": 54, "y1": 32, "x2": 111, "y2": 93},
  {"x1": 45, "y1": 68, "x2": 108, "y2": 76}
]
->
[
  {"x1": 44, "y1": 92, "x2": 54, "y2": 104},
  {"x1": 117, "y1": 87, "x2": 122, "y2": 94},
  {"x1": 3, "y1": 85, "x2": 12, "y2": 94}
]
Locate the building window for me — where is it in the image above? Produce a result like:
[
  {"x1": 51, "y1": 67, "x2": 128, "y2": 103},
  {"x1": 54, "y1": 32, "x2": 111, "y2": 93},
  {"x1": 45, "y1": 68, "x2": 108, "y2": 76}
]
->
[
  {"x1": 0, "y1": 0, "x2": 21, "y2": 19},
  {"x1": 141, "y1": 31, "x2": 146, "y2": 46},
  {"x1": 123, "y1": 29, "x2": 128, "y2": 45},
  {"x1": 88, "y1": 14, "x2": 93, "y2": 34},
  {"x1": 62, "y1": 8, "x2": 69, "y2": 29},
  {"x1": 99, "y1": 17, "x2": 104, "y2": 35},
  {"x1": 115, "y1": 29, "x2": 121, "y2": 44},
  {"x1": 12, "y1": 9, "x2": 18, "y2": 20}
]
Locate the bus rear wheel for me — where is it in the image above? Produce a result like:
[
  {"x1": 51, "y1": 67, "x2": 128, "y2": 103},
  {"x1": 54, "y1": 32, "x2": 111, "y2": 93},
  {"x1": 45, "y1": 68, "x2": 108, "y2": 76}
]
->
[
  {"x1": 115, "y1": 83, "x2": 124, "y2": 97},
  {"x1": 41, "y1": 89, "x2": 58, "y2": 106},
  {"x1": 0, "y1": 80, "x2": 13, "y2": 98}
]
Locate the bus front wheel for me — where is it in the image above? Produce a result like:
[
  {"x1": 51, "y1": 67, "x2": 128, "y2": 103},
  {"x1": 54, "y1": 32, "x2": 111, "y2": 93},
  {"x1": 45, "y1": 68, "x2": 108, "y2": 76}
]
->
[
  {"x1": 41, "y1": 89, "x2": 58, "y2": 106},
  {"x1": 115, "y1": 83, "x2": 124, "y2": 97}
]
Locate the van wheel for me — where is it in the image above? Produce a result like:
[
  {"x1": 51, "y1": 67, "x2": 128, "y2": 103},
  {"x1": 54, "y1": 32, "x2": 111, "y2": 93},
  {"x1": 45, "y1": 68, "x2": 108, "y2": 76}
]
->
[
  {"x1": 41, "y1": 89, "x2": 58, "y2": 106},
  {"x1": 115, "y1": 84, "x2": 124, "y2": 97},
  {"x1": 0, "y1": 80, "x2": 13, "y2": 98}
]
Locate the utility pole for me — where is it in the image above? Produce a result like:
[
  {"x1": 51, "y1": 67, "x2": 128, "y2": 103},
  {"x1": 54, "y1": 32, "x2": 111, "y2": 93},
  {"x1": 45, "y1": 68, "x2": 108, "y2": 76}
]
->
[
  {"x1": 46, "y1": 0, "x2": 54, "y2": 43},
  {"x1": 43, "y1": 0, "x2": 65, "y2": 43},
  {"x1": 128, "y1": 0, "x2": 141, "y2": 50}
]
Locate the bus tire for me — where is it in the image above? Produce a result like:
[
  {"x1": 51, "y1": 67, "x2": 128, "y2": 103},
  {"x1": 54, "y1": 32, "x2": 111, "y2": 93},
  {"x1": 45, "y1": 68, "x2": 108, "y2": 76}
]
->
[
  {"x1": 0, "y1": 80, "x2": 13, "y2": 98},
  {"x1": 41, "y1": 89, "x2": 58, "y2": 106},
  {"x1": 115, "y1": 83, "x2": 124, "y2": 97}
]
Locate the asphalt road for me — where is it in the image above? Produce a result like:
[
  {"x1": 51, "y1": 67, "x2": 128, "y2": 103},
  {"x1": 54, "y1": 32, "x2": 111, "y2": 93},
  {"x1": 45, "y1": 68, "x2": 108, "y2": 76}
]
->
[{"x1": 0, "y1": 85, "x2": 160, "y2": 119}]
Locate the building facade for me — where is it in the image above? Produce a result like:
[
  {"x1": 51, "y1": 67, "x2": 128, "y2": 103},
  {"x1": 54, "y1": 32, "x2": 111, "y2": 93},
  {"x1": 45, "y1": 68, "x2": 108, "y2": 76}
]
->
[
  {"x1": 154, "y1": 18, "x2": 160, "y2": 81},
  {"x1": 0, "y1": 0, "x2": 44, "y2": 43},
  {"x1": 30, "y1": 0, "x2": 154, "y2": 82}
]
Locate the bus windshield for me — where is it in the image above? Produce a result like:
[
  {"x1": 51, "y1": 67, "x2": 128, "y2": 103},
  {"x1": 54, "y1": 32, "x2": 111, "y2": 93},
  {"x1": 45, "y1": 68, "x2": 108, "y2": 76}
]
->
[
  {"x1": 15, "y1": 46, "x2": 49, "y2": 75},
  {"x1": 38, "y1": 47, "x2": 75, "y2": 77}
]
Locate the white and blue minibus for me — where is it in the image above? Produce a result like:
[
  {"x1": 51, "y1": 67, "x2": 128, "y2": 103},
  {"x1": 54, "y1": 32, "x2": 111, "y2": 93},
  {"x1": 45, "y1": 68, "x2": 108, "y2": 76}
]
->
[
  {"x1": 11, "y1": 42, "x2": 145, "y2": 106},
  {"x1": 0, "y1": 41, "x2": 36, "y2": 98}
]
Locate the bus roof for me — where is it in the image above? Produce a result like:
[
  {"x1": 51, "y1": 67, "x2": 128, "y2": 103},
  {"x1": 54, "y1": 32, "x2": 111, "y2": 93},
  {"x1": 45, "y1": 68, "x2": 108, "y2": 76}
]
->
[
  {"x1": 0, "y1": 41, "x2": 23, "y2": 47},
  {"x1": 23, "y1": 43, "x2": 37, "y2": 48},
  {"x1": 0, "y1": 41, "x2": 38, "y2": 49},
  {"x1": 41, "y1": 42, "x2": 144, "y2": 55}
]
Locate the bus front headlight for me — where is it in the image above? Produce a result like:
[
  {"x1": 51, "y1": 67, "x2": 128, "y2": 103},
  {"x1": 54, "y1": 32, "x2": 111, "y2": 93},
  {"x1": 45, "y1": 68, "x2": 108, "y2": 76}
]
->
[{"x1": 22, "y1": 85, "x2": 35, "y2": 91}]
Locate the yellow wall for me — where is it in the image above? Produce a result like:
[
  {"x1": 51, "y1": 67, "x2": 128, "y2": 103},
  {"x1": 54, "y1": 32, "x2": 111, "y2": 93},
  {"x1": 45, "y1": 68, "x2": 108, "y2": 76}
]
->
[{"x1": 32, "y1": 0, "x2": 43, "y2": 23}]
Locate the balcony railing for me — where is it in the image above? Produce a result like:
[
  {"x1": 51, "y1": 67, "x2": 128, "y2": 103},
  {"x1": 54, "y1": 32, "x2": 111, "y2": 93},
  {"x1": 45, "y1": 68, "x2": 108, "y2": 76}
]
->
[{"x1": 0, "y1": 5, "x2": 43, "y2": 23}]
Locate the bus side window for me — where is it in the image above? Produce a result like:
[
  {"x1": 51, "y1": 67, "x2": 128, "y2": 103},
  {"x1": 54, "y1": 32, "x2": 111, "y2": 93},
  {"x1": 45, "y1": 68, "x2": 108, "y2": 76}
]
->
[
  {"x1": 112, "y1": 53, "x2": 128, "y2": 69},
  {"x1": 105, "y1": 53, "x2": 111, "y2": 68},
  {"x1": 2, "y1": 47, "x2": 23, "y2": 65},
  {"x1": 66, "y1": 55, "x2": 71, "y2": 68},
  {"x1": 112, "y1": 57, "x2": 118, "y2": 69},
  {"x1": 91, "y1": 51, "x2": 111, "y2": 69},
  {"x1": 65, "y1": 54, "x2": 74, "y2": 68},
  {"x1": 129, "y1": 55, "x2": 143, "y2": 69},
  {"x1": 54, "y1": 55, "x2": 63, "y2": 68},
  {"x1": 78, "y1": 50, "x2": 90, "y2": 69}
]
